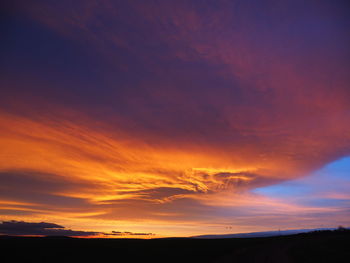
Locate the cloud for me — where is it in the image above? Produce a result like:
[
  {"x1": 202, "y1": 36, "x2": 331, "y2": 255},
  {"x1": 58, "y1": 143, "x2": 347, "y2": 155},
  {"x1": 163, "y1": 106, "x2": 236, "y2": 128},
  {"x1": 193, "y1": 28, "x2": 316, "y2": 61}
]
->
[
  {"x1": 0, "y1": 220, "x2": 156, "y2": 238},
  {"x1": 0, "y1": 170, "x2": 93, "y2": 204},
  {"x1": 104, "y1": 231, "x2": 154, "y2": 236},
  {"x1": 0, "y1": 0, "x2": 349, "y2": 236},
  {"x1": 0, "y1": 220, "x2": 98, "y2": 237}
]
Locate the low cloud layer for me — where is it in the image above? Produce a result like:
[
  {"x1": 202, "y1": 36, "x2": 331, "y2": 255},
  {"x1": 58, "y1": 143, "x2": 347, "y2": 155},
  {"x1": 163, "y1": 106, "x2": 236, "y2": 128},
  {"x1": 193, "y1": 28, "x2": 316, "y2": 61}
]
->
[
  {"x1": 0, "y1": 221, "x2": 98, "y2": 237},
  {"x1": 0, "y1": 220, "x2": 154, "y2": 237},
  {"x1": 104, "y1": 231, "x2": 154, "y2": 237}
]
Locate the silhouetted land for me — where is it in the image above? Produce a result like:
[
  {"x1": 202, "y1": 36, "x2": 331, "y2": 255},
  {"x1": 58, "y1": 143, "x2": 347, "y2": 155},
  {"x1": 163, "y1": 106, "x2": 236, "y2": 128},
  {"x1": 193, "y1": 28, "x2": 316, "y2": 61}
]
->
[{"x1": 1, "y1": 229, "x2": 349, "y2": 262}]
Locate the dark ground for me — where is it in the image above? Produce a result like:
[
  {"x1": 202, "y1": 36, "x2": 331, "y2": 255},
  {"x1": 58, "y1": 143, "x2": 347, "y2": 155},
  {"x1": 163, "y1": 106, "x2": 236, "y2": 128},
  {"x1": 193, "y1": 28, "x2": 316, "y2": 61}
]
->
[{"x1": 1, "y1": 230, "x2": 349, "y2": 263}]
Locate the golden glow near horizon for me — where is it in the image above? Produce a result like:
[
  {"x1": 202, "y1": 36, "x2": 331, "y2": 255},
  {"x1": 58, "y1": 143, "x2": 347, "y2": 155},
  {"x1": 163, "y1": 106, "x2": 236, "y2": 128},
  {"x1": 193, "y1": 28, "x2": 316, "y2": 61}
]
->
[{"x1": 1, "y1": 109, "x2": 349, "y2": 237}]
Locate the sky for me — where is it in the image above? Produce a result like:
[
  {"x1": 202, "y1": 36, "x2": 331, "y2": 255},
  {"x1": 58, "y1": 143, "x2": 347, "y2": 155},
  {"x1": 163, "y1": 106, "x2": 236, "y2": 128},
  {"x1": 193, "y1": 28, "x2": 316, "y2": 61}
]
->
[{"x1": 0, "y1": 0, "x2": 349, "y2": 238}]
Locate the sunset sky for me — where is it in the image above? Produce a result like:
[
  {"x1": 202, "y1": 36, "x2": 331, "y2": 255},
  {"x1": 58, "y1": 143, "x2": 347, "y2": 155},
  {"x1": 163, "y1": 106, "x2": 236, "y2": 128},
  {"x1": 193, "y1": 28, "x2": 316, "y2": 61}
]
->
[{"x1": 0, "y1": 0, "x2": 349, "y2": 238}]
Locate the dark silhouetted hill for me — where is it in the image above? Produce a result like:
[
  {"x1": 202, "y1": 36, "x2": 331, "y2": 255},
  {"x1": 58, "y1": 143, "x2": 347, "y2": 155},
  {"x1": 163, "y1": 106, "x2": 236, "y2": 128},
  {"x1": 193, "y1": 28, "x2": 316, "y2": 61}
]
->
[
  {"x1": 192, "y1": 227, "x2": 337, "y2": 239},
  {"x1": 1, "y1": 229, "x2": 349, "y2": 263}
]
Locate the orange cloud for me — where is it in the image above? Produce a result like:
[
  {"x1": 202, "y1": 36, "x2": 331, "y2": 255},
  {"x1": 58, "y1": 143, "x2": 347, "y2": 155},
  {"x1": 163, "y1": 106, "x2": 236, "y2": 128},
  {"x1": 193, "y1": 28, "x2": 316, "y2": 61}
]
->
[{"x1": 1, "y1": 107, "x2": 349, "y2": 236}]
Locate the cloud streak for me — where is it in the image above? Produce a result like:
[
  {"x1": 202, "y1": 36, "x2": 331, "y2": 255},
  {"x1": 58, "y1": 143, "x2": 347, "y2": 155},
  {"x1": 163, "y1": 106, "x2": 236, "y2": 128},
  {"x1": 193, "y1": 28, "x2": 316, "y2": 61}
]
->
[
  {"x1": 0, "y1": 220, "x2": 154, "y2": 237},
  {"x1": 0, "y1": 220, "x2": 98, "y2": 237}
]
